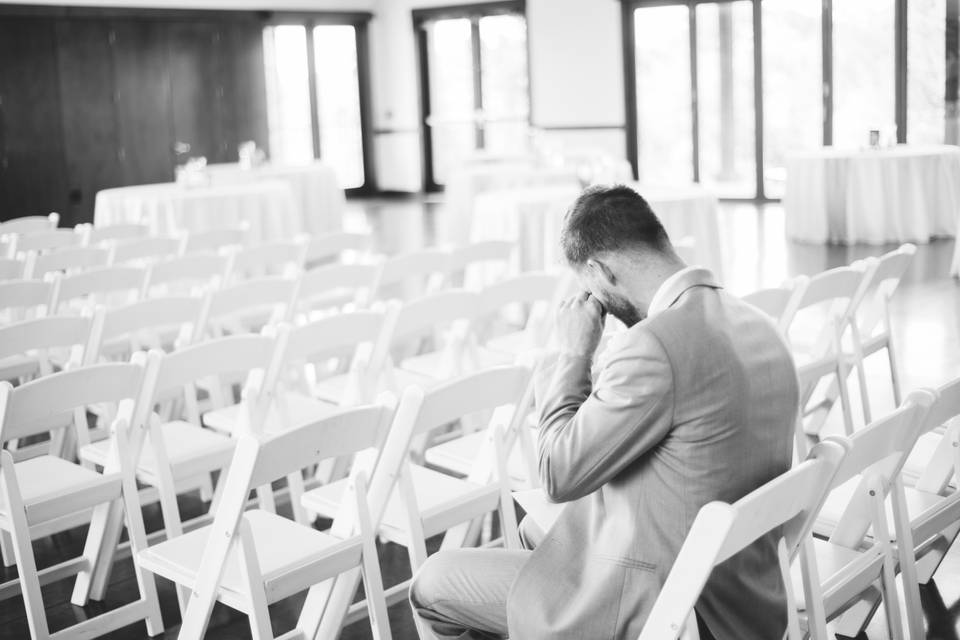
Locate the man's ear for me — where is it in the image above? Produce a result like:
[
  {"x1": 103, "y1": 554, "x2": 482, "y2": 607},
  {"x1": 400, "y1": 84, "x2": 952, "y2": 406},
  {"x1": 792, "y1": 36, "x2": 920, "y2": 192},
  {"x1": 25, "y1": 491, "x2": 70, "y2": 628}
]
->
[{"x1": 586, "y1": 258, "x2": 616, "y2": 286}]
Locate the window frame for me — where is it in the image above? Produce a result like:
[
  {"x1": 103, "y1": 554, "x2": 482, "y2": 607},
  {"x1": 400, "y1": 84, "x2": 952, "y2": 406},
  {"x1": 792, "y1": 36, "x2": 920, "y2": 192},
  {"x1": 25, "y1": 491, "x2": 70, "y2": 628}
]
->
[{"x1": 264, "y1": 11, "x2": 375, "y2": 195}]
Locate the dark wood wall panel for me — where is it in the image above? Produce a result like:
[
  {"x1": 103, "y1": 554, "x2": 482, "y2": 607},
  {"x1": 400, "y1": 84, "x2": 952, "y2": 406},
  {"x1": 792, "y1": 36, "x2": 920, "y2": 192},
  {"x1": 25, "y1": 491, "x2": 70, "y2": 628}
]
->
[
  {"x1": 112, "y1": 19, "x2": 175, "y2": 186},
  {"x1": 0, "y1": 10, "x2": 271, "y2": 224},
  {"x1": 0, "y1": 18, "x2": 69, "y2": 221},
  {"x1": 55, "y1": 19, "x2": 122, "y2": 227}
]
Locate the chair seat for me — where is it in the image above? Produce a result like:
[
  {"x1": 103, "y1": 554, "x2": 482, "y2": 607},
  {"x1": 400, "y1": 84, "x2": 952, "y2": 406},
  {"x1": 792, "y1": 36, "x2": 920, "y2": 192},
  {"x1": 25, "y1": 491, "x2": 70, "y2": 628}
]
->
[
  {"x1": 0, "y1": 455, "x2": 121, "y2": 526},
  {"x1": 790, "y1": 537, "x2": 881, "y2": 611},
  {"x1": 425, "y1": 431, "x2": 533, "y2": 486},
  {"x1": 81, "y1": 420, "x2": 234, "y2": 481},
  {"x1": 302, "y1": 464, "x2": 498, "y2": 543},
  {"x1": 203, "y1": 393, "x2": 342, "y2": 436},
  {"x1": 138, "y1": 509, "x2": 361, "y2": 605}
]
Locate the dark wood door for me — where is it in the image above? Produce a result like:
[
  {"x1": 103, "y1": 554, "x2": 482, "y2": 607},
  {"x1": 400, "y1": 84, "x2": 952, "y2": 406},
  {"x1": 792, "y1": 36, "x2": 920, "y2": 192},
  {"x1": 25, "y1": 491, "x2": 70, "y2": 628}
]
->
[{"x1": 0, "y1": 18, "x2": 69, "y2": 222}]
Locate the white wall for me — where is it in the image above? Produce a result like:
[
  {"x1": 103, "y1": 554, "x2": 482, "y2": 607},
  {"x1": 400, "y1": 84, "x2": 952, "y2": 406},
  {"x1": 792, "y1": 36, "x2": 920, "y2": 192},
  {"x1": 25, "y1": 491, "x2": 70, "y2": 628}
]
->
[{"x1": 368, "y1": 0, "x2": 630, "y2": 191}]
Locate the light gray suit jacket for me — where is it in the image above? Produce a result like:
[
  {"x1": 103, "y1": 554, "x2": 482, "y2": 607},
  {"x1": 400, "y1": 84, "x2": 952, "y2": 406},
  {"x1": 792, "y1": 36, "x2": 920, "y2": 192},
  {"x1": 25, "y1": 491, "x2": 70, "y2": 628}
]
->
[{"x1": 506, "y1": 268, "x2": 799, "y2": 639}]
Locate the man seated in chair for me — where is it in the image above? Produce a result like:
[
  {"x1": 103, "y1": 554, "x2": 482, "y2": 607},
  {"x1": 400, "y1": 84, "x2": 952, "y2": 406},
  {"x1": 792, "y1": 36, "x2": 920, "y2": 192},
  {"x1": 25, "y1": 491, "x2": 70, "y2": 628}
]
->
[{"x1": 409, "y1": 185, "x2": 799, "y2": 639}]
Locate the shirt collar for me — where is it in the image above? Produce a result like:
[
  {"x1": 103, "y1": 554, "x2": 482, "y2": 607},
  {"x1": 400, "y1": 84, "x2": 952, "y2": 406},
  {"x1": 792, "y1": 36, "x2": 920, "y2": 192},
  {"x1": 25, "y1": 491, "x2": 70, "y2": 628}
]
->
[{"x1": 647, "y1": 266, "x2": 721, "y2": 318}]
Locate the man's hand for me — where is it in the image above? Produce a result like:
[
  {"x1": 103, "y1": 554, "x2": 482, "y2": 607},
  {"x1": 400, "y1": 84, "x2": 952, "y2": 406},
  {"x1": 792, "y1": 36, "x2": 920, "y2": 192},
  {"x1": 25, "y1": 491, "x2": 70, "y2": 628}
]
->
[{"x1": 555, "y1": 291, "x2": 605, "y2": 359}]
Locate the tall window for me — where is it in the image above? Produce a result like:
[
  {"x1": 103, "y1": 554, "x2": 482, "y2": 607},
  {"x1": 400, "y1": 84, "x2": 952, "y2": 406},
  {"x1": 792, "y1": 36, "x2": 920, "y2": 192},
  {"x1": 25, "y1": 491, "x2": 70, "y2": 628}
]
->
[
  {"x1": 908, "y1": 0, "x2": 947, "y2": 145},
  {"x1": 263, "y1": 19, "x2": 370, "y2": 190},
  {"x1": 415, "y1": 3, "x2": 530, "y2": 189}
]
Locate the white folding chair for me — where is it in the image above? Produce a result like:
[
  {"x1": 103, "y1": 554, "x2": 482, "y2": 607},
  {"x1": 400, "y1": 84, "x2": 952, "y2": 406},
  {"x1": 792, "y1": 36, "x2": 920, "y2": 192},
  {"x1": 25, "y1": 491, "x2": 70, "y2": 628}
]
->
[
  {"x1": 195, "y1": 275, "x2": 297, "y2": 340},
  {"x1": 78, "y1": 222, "x2": 149, "y2": 245},
  {"x1": 23, "y1": 246, "x2": 111, "y2": 279},
  {"x1": 180, "y1": 224, "x2": 249, "y2": 255},
  {"x1": 141, "y1": 252, "x2": 230, "y2": 298},
  {"x1": 742, "y1": 275, "x2": 809, "y2": 336},
  {"x1": 0, "y1": 212, "x2": 58, "y2": 237},
  {"x1": 291, "y1": 262, "x2": 382, "y2": 316},
  {"x1": 0, "y1": 312, "x2": 101, "y2": 386},
  {"x1": 472, "y1": 271, "x2": 563, "y2": 366},
  {"x1": 0, "y1": 362, "x2": 164, "y2": 639},
  {"x1": 9, "y1": 228, "x2": 81, "y2": 256},
  {"x1": 390, "y1": 289, "x2": 483, "y2": 387},
  {"x1": 636, "y1": 439, "x2": 848, "y2": 640},
  {"x1": 108, "y1": 235, "x2": 183, "y2": 266},
  {"x1": 138, "y1": 396, "x2": 410, "y2": 640},
  {"x1": 48, "y1": 265, "x2": 146, "y2": 315},
  {"x1": 79, "y1": 335, "x2": 276, "y2": 562},
  {"x1": 224, "y1": 238, "x2": 309, "y2": 282},
  {"x1": 0, "y1": 279, "x2": 53, "y2": 324},
  {"x1": 304, "y1": 230, "x2": 374, "y2": 265},
  {"x1": 786, "y1": 263, "x2": 873, "y2": 440},
  {"x1": 371, "y1": 247, "x2": 452, "y2": 301},
  {"x1": 302, "y1": 365, "x2": 529, "y2": 609},
  {"x1": 795, "y1": 390, "x2": 935, "y2": 640},
  {"x1": 91, "y1": 296, "x2": 204, "y2": 362},
  {"x1": 0, "y1": 257, "x2": 24, "y2": 280},
  {"x1": 447, "y1": 240, "x2": 514, "y2": 288}
]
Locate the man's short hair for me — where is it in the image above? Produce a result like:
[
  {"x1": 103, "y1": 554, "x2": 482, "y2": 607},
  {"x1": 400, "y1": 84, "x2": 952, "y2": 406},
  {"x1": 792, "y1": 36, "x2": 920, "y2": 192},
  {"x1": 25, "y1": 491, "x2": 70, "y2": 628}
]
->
[{"x1": 560, "y1": 184, "x2": 671, "y2": 266}]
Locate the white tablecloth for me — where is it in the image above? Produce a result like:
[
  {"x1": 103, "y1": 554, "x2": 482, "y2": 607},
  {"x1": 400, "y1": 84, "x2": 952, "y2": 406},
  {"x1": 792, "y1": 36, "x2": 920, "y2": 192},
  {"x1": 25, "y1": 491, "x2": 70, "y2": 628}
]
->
[
  {"x1": 94, "y1": 180, "x2": 300, "y2": 243},
  {"x1": 202, "y1": 162, "x2": 346, "y2": 235},
  {"x1": 471, "y1": 182, "x2": 724, "y2": 279},
  {"x1": 784, "y1": 145, "x2": 960, "y2": 245},
  {"x1": 442, "y1": 162, "x2": 582, "y2": 244}
]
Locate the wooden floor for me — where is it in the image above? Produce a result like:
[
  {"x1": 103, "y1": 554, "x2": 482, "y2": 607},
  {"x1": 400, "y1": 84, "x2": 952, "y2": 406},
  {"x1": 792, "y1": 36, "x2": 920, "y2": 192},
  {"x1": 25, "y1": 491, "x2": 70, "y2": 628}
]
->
[{"x1": 2, "y1": 198, "x2": 959, "y2": 639}]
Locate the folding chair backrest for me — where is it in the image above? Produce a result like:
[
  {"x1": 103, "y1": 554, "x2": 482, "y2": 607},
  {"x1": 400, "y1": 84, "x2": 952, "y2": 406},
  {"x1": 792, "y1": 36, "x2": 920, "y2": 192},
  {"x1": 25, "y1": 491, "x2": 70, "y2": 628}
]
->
[
  {"x1": 26, "y1": 246, "x2": 110, "y2": 278},
  {"x1": 0, "y1": 257, "x2": 23, "y2": 280},
  {"x1": 795, "y1": 265, "x2": 866, "y2": 312},
  {"x1": 639, "y1": 439, "x2": 849, "y2": 640},
  {"x1": 411, "y1": 365, "x2": 531, "y2": 437},
  {"x1": 742, "y1": 275, "x2": 808, "y2": 333},
  {"x1": 305, "y1": 231, "x2": 374, "y2": 263},
  {"x1": 0, "y1": 361, "x2": 143, "y2": 444},
  {"x1": 0, "y1": 313, "x2": 101, "y2": 367},
  {"x1": 0, "y1": 279, "x2": 52, "y2": 320},
  {"x1": 12, "y1": 228, "x2": 80, "y2": 255},
  {"x1": 202, "y1": 275, "x2": 296, "y2": 328},
  {"x1": 280, "y1": 308, "x2": 392, "y2": 367},
  {"x1": 478, "y1": 272, "x2": 561, "y2": 314},
  {"x1": 149, "y1": 334, "x2": 276, "y2": 399},
  {"x1": 293, "y1": 262, "x2": 382, "y2": 311},
  {"x1": 51, "y1": 265, "x2": 145, "y2": 312},
  {"x1": 109, "y1": 236, "x2": 183, "y2": 265},
  {"x1": 853, "y1": 244, "x2": 916, "y2": 334},
  {"x1": 97, "y1": 297, "x2": 203, "y2": 356},
  {"x1": 143, "y1": 252, "x2": 229, "y2": 295},
  {"x1": 0, "y1": 213, "x2": 58, "y2": 236},
  {"x1": 228, "y1": 239, "x2": 308, "y2": 280},
  {"x1": 828, "y1": 389, "x2": 935, "y2": 549},
  {"x1": 448, "y1": 240, "x2": 514, "y2": 286},
  {"x1": 391, "y1": 289, "x2": 480, "y2": 343},
  {"x1": 915, "y1": 377, "x2": 960, "y2": 494},
  {"x1": 181, "y1": 225, "x2": 249, "y2": 255},
  {"x1": 80, "y1": 222, "x2": 149, "y2": 245},
  {"x1": 373, "y1": 248, "x2": 452, "y2": 298}
]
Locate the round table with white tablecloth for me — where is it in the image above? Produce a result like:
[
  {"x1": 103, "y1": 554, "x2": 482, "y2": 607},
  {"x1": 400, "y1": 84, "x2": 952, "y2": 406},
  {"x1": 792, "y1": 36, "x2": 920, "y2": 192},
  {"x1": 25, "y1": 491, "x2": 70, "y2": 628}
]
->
[
  {"x1": 470, "y1": 182, "x2": 725, "y2": 279},
  {"x1": 94, "y1": 180, "x2": 300, "y2": 243},
  {"x1": 442, "y1": 162, "x2": 583, "y2": 245},
  {"x1": 200, "y1": 161, "x2": 346, "y2": 235},
  {"x1": 784, "y1": 145, "x2": 960, "y2": 245}
]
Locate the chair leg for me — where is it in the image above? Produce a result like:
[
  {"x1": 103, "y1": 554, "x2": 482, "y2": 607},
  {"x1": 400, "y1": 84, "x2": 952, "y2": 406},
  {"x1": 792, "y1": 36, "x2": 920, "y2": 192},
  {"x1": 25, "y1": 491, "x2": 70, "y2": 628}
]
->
[
  {"x1": 0, "y1": 529, "x2": 14, "y2": 567},
  {"x1": 852, "y1": 351, "x2": 872, "y2": 425},
  {"x1": 236, "y1": 520, "x2": 273, "y2": 640},
  {"x1": 286, "y1": 470, "x2": 309, "y2": 524},
  {"x1": 71, "y1": 498, "x2": 124, "y2": 605},
  {"x1": 835, "y1": 362, "x2": 856, "y2": 436},
  {"x1": 886, "y1": 342, "x2": 903, "y2": 407}
]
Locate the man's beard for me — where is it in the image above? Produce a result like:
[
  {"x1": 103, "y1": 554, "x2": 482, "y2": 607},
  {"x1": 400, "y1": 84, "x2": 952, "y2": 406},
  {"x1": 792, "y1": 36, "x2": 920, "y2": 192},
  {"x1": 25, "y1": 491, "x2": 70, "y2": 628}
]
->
[{"x1": 601, "y1": 291, "x2": 642, "y2": 328}]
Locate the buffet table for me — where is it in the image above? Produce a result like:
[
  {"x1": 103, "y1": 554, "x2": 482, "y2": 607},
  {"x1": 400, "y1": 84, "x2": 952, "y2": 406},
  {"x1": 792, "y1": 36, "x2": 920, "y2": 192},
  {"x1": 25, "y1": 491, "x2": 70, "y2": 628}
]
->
[{"x1": 784, "y1": 145, "x2": 960, "y2": 245}]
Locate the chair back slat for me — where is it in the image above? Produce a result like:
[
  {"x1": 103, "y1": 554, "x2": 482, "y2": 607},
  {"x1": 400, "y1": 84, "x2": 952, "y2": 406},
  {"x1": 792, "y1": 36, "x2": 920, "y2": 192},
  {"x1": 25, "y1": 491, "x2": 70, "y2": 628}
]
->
[
  {"x1": 182, "y1": 225, "x2": 249, "y2": 254},
  {"x1": 55, "y1": 265, "x2": 146, "y2": 303},
  {"x1": 109, "y1": 236, "x2": 182, "y2": 264},
  {"x1": 101, "y1": 297, "x2": 202, "y2": 346},
  {"x1": 868, "y1": 243, "x2": 916, "y2": 297},
  {"x1": 0, "y1": 315, "x2": 93, "y2": 359},
  {"x1": 152, "y1": 334, "x2": 275, "y2": 394},
  {"x1": 392, "y1": 289, "x2": 480, "y2": 340},
  {"x1": 0, "y1": 213, "x2": 57, "y2": 236},
  {"x1": 478, "y1": 272, "x2": 560, "y2": 312},
  {"x1": 229, "y1": 240, "x2": 308, "y2": 278},
  {"x1": 927, "y1": 376, "x2": 960, "y2": 430},
  {"x1": 81, "y1": 222, "x2": 149, "y2": 245},
  {"x1": 0, "y1": 362, "x2": 143, "y2": 442},
  {"x1": 248, "y1": 403, "x2": 393, "y2": 489},
  {"x1": 413, "y1": 365, "x2": 530, "y2": 435},
  {"x1": 0, "y1": 279, "x2": 52, "y2": 313},
  {"x1": 295, "y1": 263, "x2": 381, "y2": 304},
  {"x1": 284, "y1": 311, "x2": 386, "y2": 363},
  {"x1": 13, "y1": 228, "x2": 80, "y2": 254},
  {"x1": 796, "y1": 265, "x2": 865, "y2": 309},
  {"x1": 144, "y1": 252, "x2": 229, "y2": 293},
  {"x1": 207, "y1": 276, "x2": 296, "y2": 320},
  {"x1": 0, "y1": 257, "x2": 23, "y2": 280},
  {"x1": 305, "y1": 231, "x2": 373, "y2": 263},
  {"x1": 448, "y1": 240, "x2": 514, "y2": 271},
  {"x1": 373, "y1": 248, "x2": 451, "y2": 298},
  {"x1": 28, "y1": 247, "x2": 110, "y2": 277}
]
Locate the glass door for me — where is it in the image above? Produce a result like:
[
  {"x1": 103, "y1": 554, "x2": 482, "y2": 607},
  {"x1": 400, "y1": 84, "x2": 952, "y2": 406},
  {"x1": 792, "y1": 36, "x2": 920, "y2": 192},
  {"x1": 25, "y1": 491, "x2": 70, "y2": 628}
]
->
[{"x1": 416, "y1": 6, "x2": 529, "y2": 190}]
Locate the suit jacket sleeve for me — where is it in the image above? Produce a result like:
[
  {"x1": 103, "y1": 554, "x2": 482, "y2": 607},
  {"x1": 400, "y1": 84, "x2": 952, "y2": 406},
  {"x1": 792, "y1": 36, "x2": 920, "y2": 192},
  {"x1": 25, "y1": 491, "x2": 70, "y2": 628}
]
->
[{"x1": 535, "y1": 329, "x2": 675, "y2": 503}]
